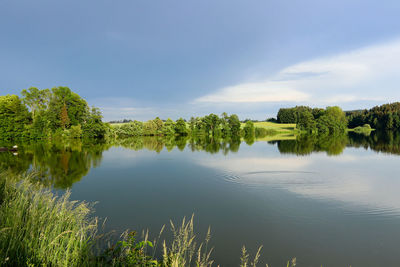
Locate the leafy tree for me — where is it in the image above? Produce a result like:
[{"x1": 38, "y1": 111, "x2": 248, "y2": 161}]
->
[
  {"x1": 174, "y1": 118, "x2": 188, "y2": 136},
  {"x1": 82, "y1": 107, "x2": 106, "y2": 139},
  {"x1": 0, "y1": 95, "x2": 30, "y2": 139},
  {"x1": 316, "y1": 106, "x2": 347, "y2": 134},
  {"x1": 47, "y1": 87, "x2": 88, "y2": 131},
  {"x1": 163, "y1": 119, "x2": 175, "y2": 136},
  {"x1": 297, "y1": 110, "x2": 316, "y2": 132},
  {"x1": 228, "y1": 114, "x2": 241, "y2": 136},
  {"x1": 21, "y1": 87, "x2": 50, "y2": 118}
]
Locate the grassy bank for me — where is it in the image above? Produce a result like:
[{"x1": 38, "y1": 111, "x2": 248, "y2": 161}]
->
[
  {"x1": 0, "y1": 172, "x2": 97, "y2": 266},
  {"x1": 0, "y1": 171, "x2": 297, "y2": 266},
  {"x1": 249, "y1": 122, "x2": 297, "y2": 134}
]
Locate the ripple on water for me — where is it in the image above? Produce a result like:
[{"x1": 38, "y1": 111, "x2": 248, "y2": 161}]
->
[{"x1": 218, "y1": 169, "x2": 319, "y2": 188}]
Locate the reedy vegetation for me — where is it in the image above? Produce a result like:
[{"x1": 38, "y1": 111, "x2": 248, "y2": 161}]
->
[{"x1": 0, "y1": 171, "x2": 97, "y2": 266}]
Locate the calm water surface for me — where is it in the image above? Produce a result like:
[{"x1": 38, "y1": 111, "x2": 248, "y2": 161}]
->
[{"x1": 2, "y1": 132, "x2": 400, "y2": 266}]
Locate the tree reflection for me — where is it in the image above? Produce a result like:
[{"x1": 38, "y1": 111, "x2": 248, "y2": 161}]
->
[
  {"x1": 3, "y1": 131, "x2": 400, "y2": 189},
  {"x1": 276, "y1": 134, "x2": 348, "y2": 156},
  {"x1": 348, "y1": 130, "x2": 400, "y2": 155},
  {"x1": 1, "y1": 140, "x2": 110, "y2": 189}
]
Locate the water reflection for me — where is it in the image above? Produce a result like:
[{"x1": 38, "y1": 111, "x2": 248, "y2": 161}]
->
[
  {"x1": 1, "y1": 131, "x2": 400, "y2": 189},
  {"x1": 0, "y1": 140, "x2": 110, "y2": 188},
  {"x1": 273, "y1": 134, "x2": 349, "y2": 156},
  {"x1": 348, "y1": 130, "x2": 400, "y2": 155}
]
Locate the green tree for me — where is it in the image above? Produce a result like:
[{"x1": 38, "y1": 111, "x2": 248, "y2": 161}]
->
[
  {"x1": 47, "y1": 87, "x2": 88, "y2": 131},
  {"x1": 297, "y1": 110, "x2": 316, "y2": 132},
  {"x1": 82, "y1": 107, "x2": 106, "y2": 139},
  {"x1": 228, "y1": 114, "x2": 241, "y2": 136},
  {"x1": 163, "y1": 119, "x2": 176, "y2": 136},
  {"x1": 0, "y1": 95, "x2": 30, "y2": 140},
  {"x1": 21, "y1": 87, "x2": 50, "y2": 118},
  {"x1": 174, "y1": 118, "x2": 188, "y2": 136}
]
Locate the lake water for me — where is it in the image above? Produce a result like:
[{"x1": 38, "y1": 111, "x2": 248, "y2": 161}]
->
[{"x1": 2, "y1": 132, "x2": 400, "y2": 266}]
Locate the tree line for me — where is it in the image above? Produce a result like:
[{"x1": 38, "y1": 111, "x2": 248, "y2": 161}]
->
[
  {"x1": 346, "y1": 102, "x2": 400, "y2": 131},
  {"x1": 109, "y1": 113, "x2": 259, "y2": 140},
  {"x1": 1, "y1": 87, "x2": 262, "y2": 141},
  {"x1": 277, "y1": 106, "x2": 348, "y2": 134}
]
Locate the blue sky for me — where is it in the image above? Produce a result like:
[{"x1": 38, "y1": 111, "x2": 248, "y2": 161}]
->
[{"x1": 1, "y1": 0, "x2": 400, "y2": 121}]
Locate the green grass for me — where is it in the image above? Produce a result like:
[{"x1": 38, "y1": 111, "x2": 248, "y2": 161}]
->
[
  {"x1": 0, "y1": 171, "x2": 97, "y2": 266},
  {"x1": 247, "y1": 122, "x2": 297, "y2": 133}
]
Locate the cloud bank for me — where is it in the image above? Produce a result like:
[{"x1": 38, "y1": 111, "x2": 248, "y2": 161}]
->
[{"x1": 195, "y1": 39, "x2": 400, "y2": 105}]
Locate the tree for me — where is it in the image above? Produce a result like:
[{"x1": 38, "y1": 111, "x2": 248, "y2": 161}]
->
[
  {"x1": 47, "y1": 87, "x2": 88, "y2": 131},
  {"x1": 21, "y1": 87, "x2": 50, "y2": 118},
  {"x1": 297, "y1": 110, "x2": 316, "y2": 132},
  {"x1": 163, "y1": 119, "x2": 175, "y2": 136},
  {"x1": 82, "y1": 107, "x2": 106, "y2": 139},
  {"x1": 228, "y1": 114, "x2": 241, "y2": 136},
  {"x1": 277, "y1": 108, "x2": 297, "y2": 123},
  {"x1": 174, "y1": 118, "x2": 188, "y2": 136},
  {"x1": 316, "y1": 106, "x2": 347, "y2": 134},
  {"x1": 60, "y1": 103, "x2": 70, "y2": 129},
  {"x1": 0, "y1": 95, "x2": 30, "y2": 139}
]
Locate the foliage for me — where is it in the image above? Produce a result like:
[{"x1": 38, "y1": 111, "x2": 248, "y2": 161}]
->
[
  {"x1": 110, "y1": 113, "x2": 245, "y2": 139},
  {"x1": 277, "y1": 106, "x2": 347, "y2": 135},
  {"x1": 276, "y1": 133, "x2": 348, "y2": 156},
  {"x1": 0, "y1": 87, "x2": 107, "y2": 141},
  {"x1": 21, "y1": 87, "x2": 50, "y2": 118},
  {"x1": 243, "y1": 121, "x2": 255, "y2": 137},
  {"x1": 174, "y1": 118, "x2": 188, "y2": 136},
  {"x1": 352, "y1": 124, "x2": 373, "y2": 136},
  {"x1": 0, "y1": 171, "x2": 97, "y2": 266},
  {"x1": 0, "y1": 95, "x2": 30, "y2": 140},
  {"x1": 347, "y1": 102, "x2": 400, "y2": 130},
  {"x1": 60, "y1": 103, "x2": 70, "y2": 129},
  {"x1": 100, "y1": 231, "x2": 157, "y2": 266}
]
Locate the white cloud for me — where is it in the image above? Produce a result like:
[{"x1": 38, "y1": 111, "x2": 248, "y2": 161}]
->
[
  {"x1": 195, "y1": 82, "x2": 310, "y2": 103},
  {"x1": 195, "y1": 38, "x2": 400, "y2": 105}
]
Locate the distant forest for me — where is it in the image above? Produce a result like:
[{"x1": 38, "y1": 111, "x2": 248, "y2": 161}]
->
[
  {"x1": 277, "y1": 103, "x2": 400, "y2": 132},
  {"x1": 346, "y1": 103, "x2": 400, "y2": 130}
]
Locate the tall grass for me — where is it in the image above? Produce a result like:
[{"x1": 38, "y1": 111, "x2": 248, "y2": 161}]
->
[
  {"x1": 161, "y1": 215, "x2": 213, "y2": 267},
  {"x1": 0, "y1": 171, "x2": 97, "y2": 266}
]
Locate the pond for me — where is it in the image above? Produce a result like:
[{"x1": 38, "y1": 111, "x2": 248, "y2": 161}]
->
[{"x1": 2, "y1": 131, "x2": 400, "y2": 266}]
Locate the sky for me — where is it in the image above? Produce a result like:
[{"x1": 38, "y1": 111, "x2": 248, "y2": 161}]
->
[{"x1": 1, "y1": 0, "x2": 400, "y2": 121}]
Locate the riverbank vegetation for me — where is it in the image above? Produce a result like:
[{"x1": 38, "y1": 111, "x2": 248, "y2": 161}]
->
[
  {"x1": 0, "y1": 171, "x2": 297, "y2": 267},
  {"x1": 346, "y1": 102, "x2": 400, "y2": 130},
  {"x1": 0, "y1": 171, "x2": 97, "y2": 266},
  {"x1": 0, "y1": 87, "x2": 106, "y2": 141},
  {"x1": 1, "y1": 88, "x2": 292, "y2": 143},
  {"x1": 277, "y1": 106, "x2": 348, "y2": 135}
]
